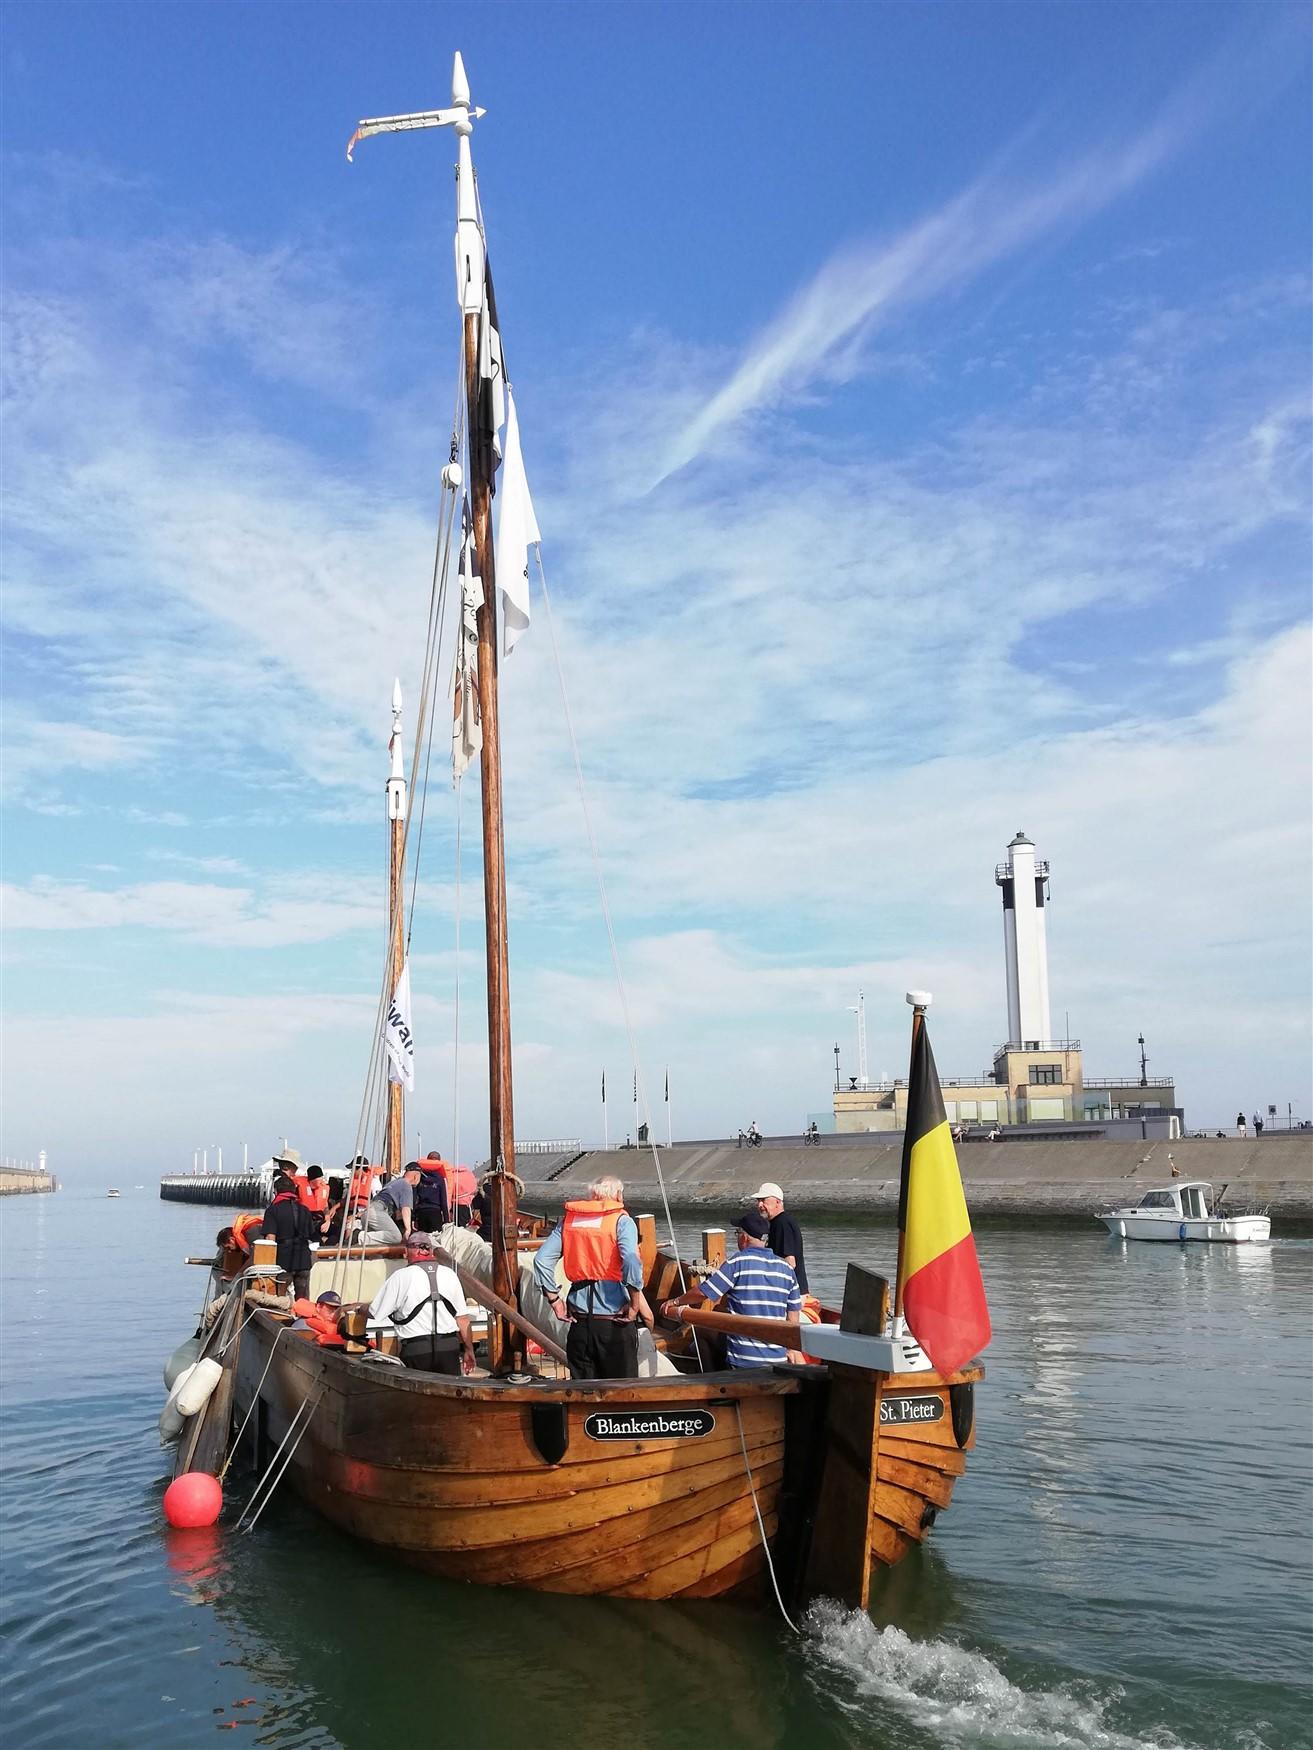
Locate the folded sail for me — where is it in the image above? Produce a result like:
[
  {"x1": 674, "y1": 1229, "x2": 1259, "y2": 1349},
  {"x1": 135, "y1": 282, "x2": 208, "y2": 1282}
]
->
[
  {"x1": 495, "y1": 386, "x2": 538, "y2": 656},
  {"x1": 898, "y1": 1017, "x2": 990, "y2": 1374},
  {"x1": 452, "y1": 508, "x2": 484, "y2": 781}
]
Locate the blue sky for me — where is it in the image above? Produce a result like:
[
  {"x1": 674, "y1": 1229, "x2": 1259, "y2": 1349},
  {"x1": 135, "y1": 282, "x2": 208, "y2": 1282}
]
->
[{"x1": 3, "y1": 3, "x2": 1310, "y2": 1177}]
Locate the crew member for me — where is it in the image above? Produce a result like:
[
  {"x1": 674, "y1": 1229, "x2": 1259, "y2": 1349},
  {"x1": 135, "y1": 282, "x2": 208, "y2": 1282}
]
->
[
  {"x1": 533, "y1": 1175, "x2": 653, "y2": 1379},
  {"x1": 414, "y1": 1157, "x2": 451, "y2": 1232},
  {"x1": 367, "y1": 1231, "x2": 475, "y2": 1375},
  {"x1": 291, "y1": 1289, "x2": 346, "y2": 1347},
  {"x1": 261, "y1": 1171, "x2": 315, "y2": 1301},
  {"x1": 228, "y1": 1210, "x2": 263, "y2": 1261},
  {"x1": 752, "y1": 1180, "x2": 808, "y2": 1290},
  {"x1": 320, "y1": 1176, "x2": 347, "y2": 1245},
  {"x1": 295, "y1": 1164, "x2": 329, "y2": 1232},
  {"x1": 661, "y1": 1212, "x2": 801, "y2": 1369},
  {"x1": 364, "y1": 1165, "x2": 422, "y2": 1243}
]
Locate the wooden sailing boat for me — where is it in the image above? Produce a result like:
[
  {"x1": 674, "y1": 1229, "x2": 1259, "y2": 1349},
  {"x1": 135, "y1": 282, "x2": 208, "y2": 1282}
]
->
[{"x1": 213, "y1": 53, "x2": 986, "y2": 1610}]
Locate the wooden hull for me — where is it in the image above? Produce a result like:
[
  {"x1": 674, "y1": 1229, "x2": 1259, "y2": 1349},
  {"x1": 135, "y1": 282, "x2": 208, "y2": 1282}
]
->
[{"x1": 234, "y1": 1311, "x2": 980, "y2": 1608}]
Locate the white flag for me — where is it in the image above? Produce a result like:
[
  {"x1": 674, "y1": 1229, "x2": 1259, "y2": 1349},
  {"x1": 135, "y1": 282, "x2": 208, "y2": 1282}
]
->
[
  {"x1": 452, "y1": 509, "x2": 484, "y2": 781},
  {"x1": 385, "y1": 960, "x2": 415, "y2": 1092},
  {"x1": 496, "y1": 387, "x2": 538, "y2": 656}
]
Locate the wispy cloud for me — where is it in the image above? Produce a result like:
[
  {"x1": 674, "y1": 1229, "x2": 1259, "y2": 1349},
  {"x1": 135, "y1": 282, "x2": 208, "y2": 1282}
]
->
[{"x1": 657, "y1": 96, "x2": 1200, "y2": 482}]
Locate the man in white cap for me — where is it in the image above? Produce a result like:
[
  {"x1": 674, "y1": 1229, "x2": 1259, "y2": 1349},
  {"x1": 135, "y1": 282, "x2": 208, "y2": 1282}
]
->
[{"x1": 753, "y1": 1181, "x2": 808, "y2": 1292}]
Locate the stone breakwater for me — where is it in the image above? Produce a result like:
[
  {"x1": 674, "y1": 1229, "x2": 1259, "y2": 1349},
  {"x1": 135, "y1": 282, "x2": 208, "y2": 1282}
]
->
[
  {"x1": 0, "y1": 1168, "x2": 56, "y2": 1196},
  {"x1": 521, "y1": 1135, "x2": 1313, "y2": 1223}
]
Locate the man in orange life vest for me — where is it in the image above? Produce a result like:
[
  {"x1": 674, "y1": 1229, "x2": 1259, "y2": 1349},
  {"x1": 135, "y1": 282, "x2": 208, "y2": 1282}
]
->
[
  {"x1": 533, "y1": 1175, "x2": 653, "y2": 1380},
  {"x1": 295, "y1": 1165, "x2": 329, "y2": 1235},
  {"x1": 290, "y1": 1289, "x2": 346, "y2": 1347}
]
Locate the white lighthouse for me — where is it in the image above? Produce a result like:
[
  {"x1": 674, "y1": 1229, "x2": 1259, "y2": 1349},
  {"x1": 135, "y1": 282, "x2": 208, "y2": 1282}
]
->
[{"x1": 995, "y1": 831, "x2": 1052, "y2": 1047}]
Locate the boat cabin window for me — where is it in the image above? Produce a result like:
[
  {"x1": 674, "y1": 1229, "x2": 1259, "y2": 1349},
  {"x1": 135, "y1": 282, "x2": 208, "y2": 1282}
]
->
[
  {"x1": 1137, "y1": 1191, "x2": 1177, "y2": 1210},
  {"x1": 1181, "y1": 1187, "x2": 1206, "y2": 1219}
]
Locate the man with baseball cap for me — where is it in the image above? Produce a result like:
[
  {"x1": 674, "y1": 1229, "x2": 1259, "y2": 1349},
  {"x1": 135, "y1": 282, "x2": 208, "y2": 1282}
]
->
[
  {"x1": 366, "y1": 1230, "x2": 475, "y2": 1375},
  {"x1": 660, "y1": 1211, "x2": 802, "y2": 1369},
  {"x1": 752, "y1": 1181, "x2": 808, "y2": 1291}
]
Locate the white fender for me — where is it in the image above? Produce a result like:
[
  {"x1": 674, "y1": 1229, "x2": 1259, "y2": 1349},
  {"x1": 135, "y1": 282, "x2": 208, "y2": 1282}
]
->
[
  {"x1": 159, "y1": 1362, "x2": 197, "y2": 1444},
  {"x1": 175, "y1": 1358, "x2": 223, "y2": 1417}
]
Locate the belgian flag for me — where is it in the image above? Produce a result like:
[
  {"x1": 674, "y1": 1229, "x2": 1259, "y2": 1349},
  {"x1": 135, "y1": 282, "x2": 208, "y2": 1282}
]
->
[{"x1": 897, "y1": 1012, "x2": 991, "y2": 1374}]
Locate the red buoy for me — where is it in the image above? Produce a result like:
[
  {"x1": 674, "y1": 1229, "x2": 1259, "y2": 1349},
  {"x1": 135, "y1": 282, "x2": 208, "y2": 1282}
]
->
[{"x1": 163, "y1": 1471, "x2": 223, "y2": 1528}]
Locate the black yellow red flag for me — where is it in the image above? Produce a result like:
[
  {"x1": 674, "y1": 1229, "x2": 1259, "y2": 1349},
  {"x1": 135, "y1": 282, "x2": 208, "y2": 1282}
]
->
[{"x1": 897, "y1": 1013, "x2": 990, "y2": 1374}]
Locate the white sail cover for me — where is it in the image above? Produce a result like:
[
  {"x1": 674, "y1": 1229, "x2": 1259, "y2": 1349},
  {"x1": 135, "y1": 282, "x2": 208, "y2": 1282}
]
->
[
  {"x1": 385, "y1": 959, "x2": 415, "y2": 1091},
  {"x1": 495, "y1": 387, "x2": 539, "y2": 657},
  {"x1": 452, "y1": 509, "x2": 484, "y2": 781}
]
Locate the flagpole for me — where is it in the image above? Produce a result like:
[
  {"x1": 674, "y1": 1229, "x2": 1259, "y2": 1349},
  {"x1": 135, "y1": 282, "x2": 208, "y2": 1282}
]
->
[
  {"x1": 385, "y1": 679, "x2": 407, "y2": 1178},
  {"x1": 893, "y1": 990, "x2": 931, "y2": 1323},
  {"x1": 603, "y1": 1071, "x2": 609, "y2": 1150},
  {"x1": 666, "y1": 1067, "x2": 672, "y2": 1148}
]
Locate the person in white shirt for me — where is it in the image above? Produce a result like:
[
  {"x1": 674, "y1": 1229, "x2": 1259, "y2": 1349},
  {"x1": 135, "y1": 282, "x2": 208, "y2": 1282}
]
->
[{"x1": 367, "y1": 1231, "x2": 475, "y2": 1375}]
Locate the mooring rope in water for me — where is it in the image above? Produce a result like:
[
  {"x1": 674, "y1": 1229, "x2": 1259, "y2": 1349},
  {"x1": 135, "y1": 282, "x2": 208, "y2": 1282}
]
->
[
  {"x1": 236, "y1": 1390, "x2": 323, "y2": 1533},
  {"x1": 734, "y1": 1400, "x2": 800, "y2": 1636},
  {"x1": 534, "y1": 551, "x2": 705, "y2": 1371}
]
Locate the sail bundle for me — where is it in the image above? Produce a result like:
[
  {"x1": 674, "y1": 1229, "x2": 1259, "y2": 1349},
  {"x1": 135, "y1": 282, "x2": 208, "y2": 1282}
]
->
[{"x1": 450, "y1": 265, "x2": 541, "y2": 781}]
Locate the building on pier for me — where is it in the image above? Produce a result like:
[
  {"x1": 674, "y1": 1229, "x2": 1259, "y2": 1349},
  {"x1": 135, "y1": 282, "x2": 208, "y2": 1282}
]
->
[{"x1": 834, "y1": 833, "x2": 1181, "y2": 1137}]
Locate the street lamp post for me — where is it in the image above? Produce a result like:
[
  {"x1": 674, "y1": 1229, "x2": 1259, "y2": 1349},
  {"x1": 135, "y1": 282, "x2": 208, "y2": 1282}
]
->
[{"x1": 833, "y1": 1042, "x2": 841, "y2": 1093}]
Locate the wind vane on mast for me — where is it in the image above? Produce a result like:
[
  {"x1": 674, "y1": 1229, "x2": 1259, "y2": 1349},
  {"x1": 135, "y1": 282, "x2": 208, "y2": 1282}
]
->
[{"x1": 346, "y1": 52, "x2": 487, "y2": 315}]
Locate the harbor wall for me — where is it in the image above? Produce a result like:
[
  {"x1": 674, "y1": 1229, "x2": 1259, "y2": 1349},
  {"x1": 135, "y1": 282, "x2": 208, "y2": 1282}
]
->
[
  {"x1": 520, "y1": 1134, "x2": 1313, "y2": 1223},
  {"x1": 0, "y1": 1168, "x2": 56, "y2": 1196},
  {"x1": 159, "y1": 1171, "x2": 272, "y2": 1208}
]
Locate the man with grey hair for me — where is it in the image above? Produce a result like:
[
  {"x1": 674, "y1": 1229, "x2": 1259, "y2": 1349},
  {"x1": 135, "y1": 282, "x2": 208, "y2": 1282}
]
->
[{"x1": 533, "y1": 1174, "x2": 653, "y2": 1379}]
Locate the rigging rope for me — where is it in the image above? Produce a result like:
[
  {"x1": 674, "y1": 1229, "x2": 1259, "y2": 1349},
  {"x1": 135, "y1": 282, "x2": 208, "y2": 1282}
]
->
[{"x1": 734, "y1": 1400, "x2": 800, "y2": 1635}]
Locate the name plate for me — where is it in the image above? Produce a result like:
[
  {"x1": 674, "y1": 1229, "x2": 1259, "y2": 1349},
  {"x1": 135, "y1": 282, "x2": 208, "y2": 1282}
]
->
[
  {"x1": 880, "y1": 1393, "x2": 944, "y2": 1427},
  {"x1": 584, "y1": 1408, "x2": 716, "y2": 1442}
]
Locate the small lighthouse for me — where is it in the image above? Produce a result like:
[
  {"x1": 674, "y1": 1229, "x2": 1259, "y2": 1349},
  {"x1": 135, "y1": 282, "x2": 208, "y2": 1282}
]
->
[{"x1": 995, "y1": 832, "x2": 1052, "y2": 1047}]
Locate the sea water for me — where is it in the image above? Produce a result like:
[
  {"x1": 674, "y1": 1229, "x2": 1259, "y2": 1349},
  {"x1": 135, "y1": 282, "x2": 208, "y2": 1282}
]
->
[{"x1": 1, "y1": 1191, "x2": 1309, "y2": 1748}]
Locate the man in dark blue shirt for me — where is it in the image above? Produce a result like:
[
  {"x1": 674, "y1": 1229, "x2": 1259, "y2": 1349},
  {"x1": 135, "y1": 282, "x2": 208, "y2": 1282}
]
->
[{"x1": 753, "y1": 1181, "x2": 808, "y2": 1291}]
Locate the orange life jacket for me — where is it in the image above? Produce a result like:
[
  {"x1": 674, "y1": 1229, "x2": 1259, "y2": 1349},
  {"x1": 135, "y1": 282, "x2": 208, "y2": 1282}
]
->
[
  {"x1": 434, "y1": 1161, "x2": 477, "y2": 1207},
  {"x1": 232, "y1": 1212, "x2": 263, "y2": 1255},
  {"x1": 347, "y1": 1166, "x2": 379, "y2": 1210},
  {"x1": 296, "y1": 1175, "x2": 328, "y2": 1215},
  {"x1": 560, "y1": 1199, "x2": 626, "y2": 1283},
  {"x1": 291, "y1": 1297, "x2": 345, "y2": 1347}
]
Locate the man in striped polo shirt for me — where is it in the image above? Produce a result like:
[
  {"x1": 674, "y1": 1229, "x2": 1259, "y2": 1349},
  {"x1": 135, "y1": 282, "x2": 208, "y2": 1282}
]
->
[{"x1": 660, "y1": 1212, "x2": 802, "y2": 1368}]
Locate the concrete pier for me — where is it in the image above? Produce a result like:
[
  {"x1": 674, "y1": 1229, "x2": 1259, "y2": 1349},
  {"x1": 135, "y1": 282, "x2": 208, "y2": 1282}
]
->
[
  {"x1": 521, "y1": 1134, "x2": 1313, "y2": 1223},
  {"x1": 159, "y1": 1170, "x2": 272, "y2": 1208}
]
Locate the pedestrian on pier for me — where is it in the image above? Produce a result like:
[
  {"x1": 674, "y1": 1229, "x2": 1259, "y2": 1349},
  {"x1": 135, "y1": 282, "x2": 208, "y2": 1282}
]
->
[{"x1": 1236, "y1": 1112, "x2": 1247, "y2": 1138}]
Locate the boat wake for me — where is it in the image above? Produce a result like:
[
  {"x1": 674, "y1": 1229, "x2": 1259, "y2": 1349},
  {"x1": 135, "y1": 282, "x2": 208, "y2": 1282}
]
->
[{"x1": 803, "y1": 1600, "x2": 1201, "y2": 1749}]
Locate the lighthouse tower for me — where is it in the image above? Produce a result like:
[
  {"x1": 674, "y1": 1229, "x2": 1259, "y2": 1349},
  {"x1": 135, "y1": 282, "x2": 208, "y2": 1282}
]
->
[{"x1": 995, "y1": 832, "x2": 1052, "y2": 1047}]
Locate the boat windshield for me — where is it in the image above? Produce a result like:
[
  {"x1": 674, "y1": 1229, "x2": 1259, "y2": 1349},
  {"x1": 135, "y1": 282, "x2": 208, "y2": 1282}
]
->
[{"x1": 1136, "y1": 1191, "x2": 1177, "y2": 1210}]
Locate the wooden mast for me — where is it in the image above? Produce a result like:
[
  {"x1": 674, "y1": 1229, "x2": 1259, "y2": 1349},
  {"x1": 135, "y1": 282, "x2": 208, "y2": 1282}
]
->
[
  {"x1": 345, "y1": 55, "x2": 519, "y2": 1365},
  {"x1": 455, "y1": 68, "x2": 519, "y2": 1374},
  {"x1": 385, "y1": 679, "x2": 407, "y2": 1178}
]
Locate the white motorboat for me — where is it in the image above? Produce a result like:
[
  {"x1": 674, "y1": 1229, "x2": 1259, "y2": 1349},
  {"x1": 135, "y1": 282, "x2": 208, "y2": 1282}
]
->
[{"x1": 1098, "y1": 1180, "x2": 1270, "y2": 1243}]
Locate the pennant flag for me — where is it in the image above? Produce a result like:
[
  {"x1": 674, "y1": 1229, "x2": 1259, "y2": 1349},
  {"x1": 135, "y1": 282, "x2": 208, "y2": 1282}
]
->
[
  {"x1": 664, "y1": 1068, "x2": 669, "y2": 1103},
  {"x1": 633, "y1": 1070, "x2": 637, "y2": 1103},
  {"x1": 385, "y1": 960, "x2": 415, "y2": 1093},
  {"x1": 601, "y1": 1070, "x2": 606, "y2": 1104},
  {"x1": 451, "y1": 505, "x2": 484, "y2": 782},
  {"x1": 495, "y1": 387, "x2": 538, "y2": 656},
  {"x1": 897, "y1": 1014, "x2": 990, "y2": 1374}
]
